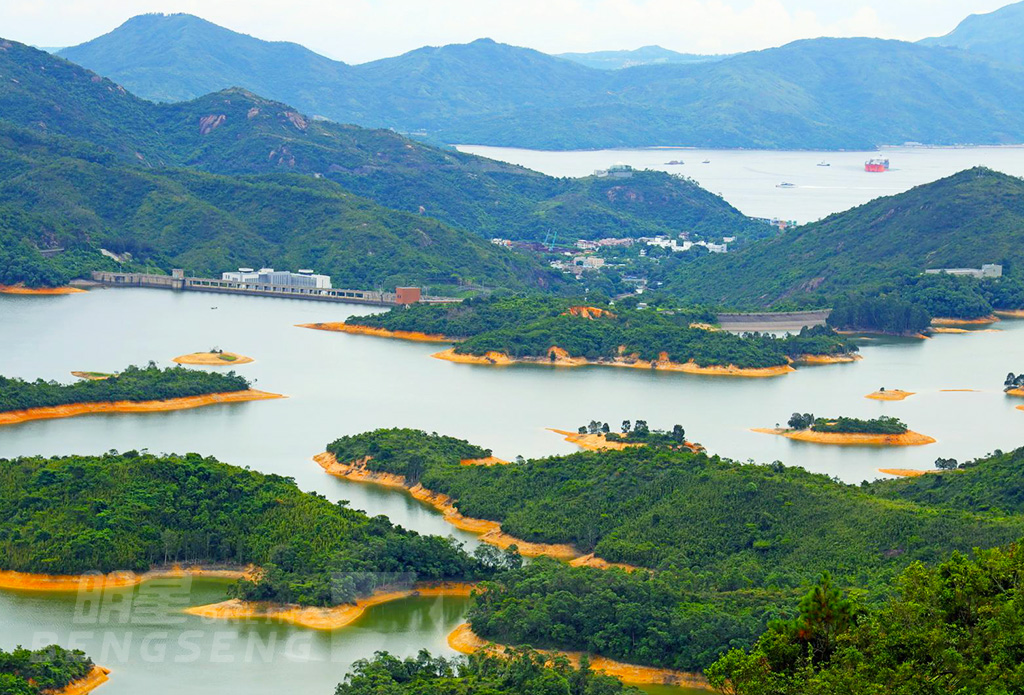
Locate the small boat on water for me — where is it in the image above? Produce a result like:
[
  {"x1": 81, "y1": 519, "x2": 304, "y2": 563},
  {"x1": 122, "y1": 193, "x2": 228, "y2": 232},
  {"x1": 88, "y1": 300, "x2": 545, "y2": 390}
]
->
[
  {"x1": 701, "y1": 159, "x2": 710, "y2": 164},
  {"x1": 817, "y1": 161, "x2": 830, "y2": 167},
  {"x1": 776, "y1": 182, "x2": 796, "y2": 189},
  {"x1": 665, "y1": 160, "x2": 684, "y2": 165}
]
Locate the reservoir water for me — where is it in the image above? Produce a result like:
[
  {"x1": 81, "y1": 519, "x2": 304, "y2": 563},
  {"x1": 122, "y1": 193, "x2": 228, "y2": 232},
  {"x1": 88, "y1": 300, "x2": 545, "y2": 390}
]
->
[
  {"x1": 2, "y1": 288, "x2": 1023, "y2": 693},
  {"x1": 457, "y1": 144, "x2": 1024, "y2": 224}
]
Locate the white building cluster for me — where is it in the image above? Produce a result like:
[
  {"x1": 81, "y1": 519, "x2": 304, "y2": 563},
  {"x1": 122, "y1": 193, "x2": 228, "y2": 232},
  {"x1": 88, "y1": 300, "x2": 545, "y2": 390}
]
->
[{"x1": 221, "y1": 267, "x2": 333, "y2": 289}]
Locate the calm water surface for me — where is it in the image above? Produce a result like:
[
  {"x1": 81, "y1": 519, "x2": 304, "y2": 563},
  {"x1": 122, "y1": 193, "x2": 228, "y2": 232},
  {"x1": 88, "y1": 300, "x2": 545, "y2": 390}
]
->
[
  {"x1": 457, "y1": 144, "x2": 1024, "y2": 224},
  {"x1": 1, "y1": 288, "x2": 1022, "y2": 693}
]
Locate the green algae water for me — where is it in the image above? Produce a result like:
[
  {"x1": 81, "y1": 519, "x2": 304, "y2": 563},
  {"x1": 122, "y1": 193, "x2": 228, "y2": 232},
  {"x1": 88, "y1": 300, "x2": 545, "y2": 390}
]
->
[{"x1": 1, "y1": 288, "x2": 1022, "y2": 694}]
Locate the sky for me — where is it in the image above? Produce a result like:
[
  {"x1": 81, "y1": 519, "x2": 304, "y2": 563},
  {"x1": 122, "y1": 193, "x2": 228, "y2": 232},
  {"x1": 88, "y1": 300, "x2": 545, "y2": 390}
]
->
[{"x1": 1, "y1": 0, "x2": 1014, "y2": 63}]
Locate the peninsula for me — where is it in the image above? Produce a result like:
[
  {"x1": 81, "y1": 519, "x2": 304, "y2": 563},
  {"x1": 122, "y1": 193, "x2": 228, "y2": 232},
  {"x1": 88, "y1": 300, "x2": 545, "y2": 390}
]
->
[
  {"x1": 0, "y1": 364, "x2": 279, "y2": 426},
  {"x1": 0, "y1": 645, "x2": 106, "y2": 695},
  {"x1": 755, "y1": 413, "x2": 935, "y2": 446},
  {"x1": 310, "y1": 295, "x2": 858, "y2": 377},
  {"x1": 0, "y1": 451, "x2": 491, "y2": 625}
]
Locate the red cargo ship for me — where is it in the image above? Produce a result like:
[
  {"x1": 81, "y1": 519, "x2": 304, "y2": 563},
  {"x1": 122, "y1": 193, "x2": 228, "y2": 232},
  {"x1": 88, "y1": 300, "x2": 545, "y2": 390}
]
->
[{"x1": 865, "y1": 158, "x2": 890, "y2": 172}]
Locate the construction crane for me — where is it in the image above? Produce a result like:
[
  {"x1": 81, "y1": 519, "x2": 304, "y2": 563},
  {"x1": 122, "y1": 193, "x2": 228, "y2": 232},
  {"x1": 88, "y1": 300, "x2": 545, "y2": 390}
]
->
[{"x1": 542, "y1": 230, "x2": 558, "y2": 251}]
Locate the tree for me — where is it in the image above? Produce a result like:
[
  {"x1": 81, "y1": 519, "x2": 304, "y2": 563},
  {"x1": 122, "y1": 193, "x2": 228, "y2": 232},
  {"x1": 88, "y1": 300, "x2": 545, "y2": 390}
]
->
[
  {"x1": 671, "y1": 424, "x2": 686, "y2": 443},
  {"x1": 621, "y1": 420, "x2": 631, "y2": 434},
  {"x1": 791, "y1": 572, "x2": 858, "y2": 662},
  {"x1": 935, "y1": 457, "x2": 959, "y2": 470},
  {"x1": 787, "y1": 413, "x2": 814, "y2": 430},
  {"x1": 633, "y1": 420, "x2": 649, "y2": 436}
]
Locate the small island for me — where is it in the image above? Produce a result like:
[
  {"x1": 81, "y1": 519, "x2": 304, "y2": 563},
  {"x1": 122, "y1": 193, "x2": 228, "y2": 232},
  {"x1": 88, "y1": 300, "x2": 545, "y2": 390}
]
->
[
  {"x1": 308, "y1": 295, "x2": 859, "y2": 378},
  {"x1": 0, "y1": 364, "x2": 280, "y2": 426},
  {"x1": 173, "y1": 348, "x2": 254, "y2": 365},
  {"x1": 1005, "y1": 372, "x2": 1024, "y2": 397},
  {"x1": 865, "y1": 387, "x2": 915, "y2": 401},
  {"x1": 554, "y1": 419, "x2": 705, "y2": 453},
  {"x1": 0, "y1": 645, "x2": 108, "y2": 695},
  {"x1": 754, "y1": 413, "x2": 935, "y2": 446}
]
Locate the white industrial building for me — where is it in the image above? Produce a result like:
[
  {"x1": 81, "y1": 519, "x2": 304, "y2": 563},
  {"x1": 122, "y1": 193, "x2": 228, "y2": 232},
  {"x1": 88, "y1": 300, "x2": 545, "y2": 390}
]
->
[{"x1": 221, "y1": 267, "x2": 332, "y2": 289}]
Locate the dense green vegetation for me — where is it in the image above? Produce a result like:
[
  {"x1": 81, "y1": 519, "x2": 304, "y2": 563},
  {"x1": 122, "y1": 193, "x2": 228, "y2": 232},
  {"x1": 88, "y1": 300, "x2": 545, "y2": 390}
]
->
[
  {"x1": 0, "y1": 645, "x2": 95, "y2": 695},
  {"x1": 872, "y1": 446, "x2": 1024, "y2": 515},
  {"x1": 57, "y1": 16, "x2": 1024, "y2": 150},
  {"x1": 325, "y1": 430, "x2": 1024, "y2": 671},
  {"x1": 0, "y1": 364, "x2": 249, "y2": 412},
  {"x1": 583, "y1": 419, "x2": 689, "y2": 446},
  {"x1": 327, "y1": 428, "x2": 493, "y2": 482},
  {"x1": 785, "y1": 414, "x2": 908, "y2": 435},
  {"x1": 663, "y1": 169, "x2": 1024, "y2": 313},
  {"x1": 348, "y1": 295, "x2": 856, "y2": 368},
  {"x1": 0, "y1": 451, "x2": 490, "y2": 605},
  {"x1": 336, "y1": 649, "x2": 640, "y2": 695},
  {"x1": 826, "y1": 295, "x2": 931, "y2": 335},
  {"x1": 706, "y1": 542, "x2": 1024, "y2": 694}
]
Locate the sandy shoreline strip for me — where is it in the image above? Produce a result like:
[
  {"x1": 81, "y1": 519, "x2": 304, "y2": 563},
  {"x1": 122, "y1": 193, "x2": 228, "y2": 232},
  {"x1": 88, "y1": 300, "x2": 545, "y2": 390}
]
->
[
  {"x1": 297, "y1": 323, "x2": 453, "y2": 343},
  {"x1": 447, "y1": 623, "x2": 711, "y2": 689},
  {"x1": 995, "y1": 309, "x2": 1024, "y2": 318},
  {"x1": 878, "y1": 468, "x2": 934, "y2": 478},
  {"x1": 316, "y1": 453, "x2": 636, "y2": 570},
  {"x1": 432, "y1": 347, "x2": 795, "y2": 377},
  {"x1": 0, "y1": 390, "x2": 284, "y2": 426},
  {"x1": 752, "y1": 428, "x2": 935, "y2": 446},
  {"x1": 0, "y1": 284, "x2": 86, "y2": 295},
  {"x1": 1005, "y1": 388, "x2": 1024, "y2": 398},
  {"x1": 185, "y1": 582, "x2": 475, "y2": 631},
  {"x1": 173, "y1": 352, "x2": 254, "y2": 366},
  {"x1": 0, "y1": 566, "x2": 257, "y2": 593},
  {"x1": 865, "y1": 390, "x2": 914, "y2": 401},
  {"x1": 548, "y1": 428, "x2": 704, "y2": 454},
  {"x1": 48, "y1": 665, "x2": 111, "y2": 695},
  {"x1": 791, "y1": 353, "x2": 862, "y2": 364},
  {"x1": 931, "y1": 316, "x2": 999, "y2": 326}
]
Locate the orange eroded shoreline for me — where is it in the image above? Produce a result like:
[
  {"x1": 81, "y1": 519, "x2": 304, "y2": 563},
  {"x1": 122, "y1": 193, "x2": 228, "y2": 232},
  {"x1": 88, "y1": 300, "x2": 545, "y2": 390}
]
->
[
  {"x1": 460, "y1": 456, "x2": 510, "y2": 466},
  {"x1": 548, "y1": 428, "x2": 704, "y2": 454},
  {"x1": 173, "y1": 352, "x2": 254, "y2": 366},
  {"x1": 316, "y1": 452, "x2": 607, "y2": 563},
  {"x1": 48, "y1": 665, "x2": 111, "y2": 695},
  {"x1": 0, "y1": 566, "x2": 257, "y2": 593},
  {"x1": 0, "y1": 390, "x2": 284, "y2": 426},
  {"x1": 447, "y1": 623, "x2": 711, "y2": 689},
  {"x1": 1005, "y1": 388, "x2": 1024, "y2": 398},
  {"x1": 432, "y1": 347, "x2": 795, "y2": 377},
  {"x1": 865, "y1": 390, "x2": 915, "y2": 401},
  {"x1": 185, "y1": 582, "x2": 475, "y2": 631},
  {"x1": 995, "y1": 309, "x2": 1024, "y2": 318},
  {"x1": 296, "y1": 323, "x2": 454, "y2": 343},
  {"x1": 931, "y1": 316, "x2": 999, "y2": 326},
  {"x1": 878, "y1": 468, "x2": 935, "y2": 478},
  {"x1": 753, "y1": 428, "x2": 935, "y2": 446},
  {"x1": 0, "y1": 284, "x2": 86, "y2": 295},
  {"x1": 791, "y1": 353, "x2": 862, "y2": 364}
]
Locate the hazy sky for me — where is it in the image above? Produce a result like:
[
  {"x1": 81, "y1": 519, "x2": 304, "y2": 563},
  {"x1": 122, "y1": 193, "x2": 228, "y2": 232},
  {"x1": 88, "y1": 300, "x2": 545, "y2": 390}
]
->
[{"x1": 2, "y1": 0, "x2": 1013, "y2": 63}]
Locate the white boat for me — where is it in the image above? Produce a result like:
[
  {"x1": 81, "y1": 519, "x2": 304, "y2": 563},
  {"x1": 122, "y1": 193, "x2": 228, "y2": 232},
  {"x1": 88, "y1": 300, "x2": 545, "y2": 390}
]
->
[
  {"x1": 776, "y1": 182, "x2": 796, "y2": 188},
  {"x1": 701, "y1": 159, "x2": 711, "y2": 164},
  {"x1": 817, "y1": 161, "x2": 830, "y2": 167}
]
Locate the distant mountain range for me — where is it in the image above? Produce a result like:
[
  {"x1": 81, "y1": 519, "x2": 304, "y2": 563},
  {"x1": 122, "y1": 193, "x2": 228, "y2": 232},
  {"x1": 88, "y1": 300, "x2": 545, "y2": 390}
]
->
[
  {"x1": 661, "y1": 167, "x2": 1024, "y2": 307},
  {"x1": 555, "y1": 45, "x2": 728, "y2": 70},
  {"x1": 0, "y1": 38, "x2": 753, "y2": 290},
  {"x1": 55, "y1": 12, "x2": 1024, "y2": 150},
  {"x1": 920, "y1": 1, "x2": 1024, "y2": 69}
]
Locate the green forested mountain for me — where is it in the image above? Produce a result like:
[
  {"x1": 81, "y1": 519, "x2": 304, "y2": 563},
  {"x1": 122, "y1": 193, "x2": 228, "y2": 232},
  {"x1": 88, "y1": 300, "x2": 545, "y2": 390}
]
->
[
  {"x1": 920, "y1": 1, "x2": 1024, "y2": 69},
  {"x1": 707, "y1": 542, "x2": 1024, "y2": 694},
  {"x1": 662, "y1": 168, "x2": 1024, "y2": 307},
  {"x1": 0, "y1": 38, "x2": 753, "y2": 249},
  {"x1": 0, "y1": 451, "x2": 488, "y2": 605},
  {"x1": 0, "y1": 122, "x2": 553, "y2": 291},
  {"x1": 55, "y1": 15, "x2": 1024, "y2": 149}
]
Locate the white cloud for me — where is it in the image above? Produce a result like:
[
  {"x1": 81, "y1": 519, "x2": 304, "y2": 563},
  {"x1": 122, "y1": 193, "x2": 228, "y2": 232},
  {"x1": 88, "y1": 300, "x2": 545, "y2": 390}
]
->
[{"x1": 0, "y1": 0, "x2": 1012, "y2": 62}]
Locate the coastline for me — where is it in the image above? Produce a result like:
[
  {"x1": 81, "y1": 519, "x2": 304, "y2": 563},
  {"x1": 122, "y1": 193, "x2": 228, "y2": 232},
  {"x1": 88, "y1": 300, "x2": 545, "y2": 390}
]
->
[
  {"x1": 315, "y1": 452, "x2": 640, "y2": 571},
  {"x1": 173, "y1": 352, "x2": 254, "y2": 366},
  {"x1": 297, "y1": 323, "x2": 454, "y2": 343},
  {"x1": 48, "y1": 665, "x2": 111, "y2": 695},
  {"x1": 878, "y1": 468, "x2": 935, "y2": 478},
  {"x1": 549, "y1": 428, "x2": 704, "y2": 454},
  {"x1": 931, "y1": 316, "x2": 999, "y2": 326},
  {"x1": 791, "y1": 353, "x2": 862, "y2": 364},
  {"x1": 994, "y1": 309, "x2": 1024, "y2": 319},
  {"x1": 865, "y1": 390, "x2": 914, "y2": 401},
  {"x1": 0, "y1": 284, "x2": 86, "y2": 296},
  {"x1": 432, "y1": 347, "x2": 796, "y2": 377},
  {"x1": 447, "y1": 623, "x2": 711, "y2": 689},
  {"x1": 0, "y1": 566, "x2": 257, "y2": 593},
  {"x1": 752, "y1": 428, "x2": 935, "y2": 446},
  {"x1": 1005, "y1": 388, "x2": 1024, "y2": 398},
  {"x1": 185, "y1": 582, "x2": 474, "y2": 631},
  {"x1": 460, "y1": 456, "x2": 510, "y2": 466},
  {"x1": 0, "y1": 390, "x2": 284, "y2": 426}
]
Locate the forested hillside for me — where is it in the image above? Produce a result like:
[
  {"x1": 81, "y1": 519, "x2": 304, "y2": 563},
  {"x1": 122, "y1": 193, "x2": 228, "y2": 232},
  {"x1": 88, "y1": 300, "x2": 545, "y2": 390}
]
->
[
  {"x1": 0, "y1": 451, "x2": 487, "y2": 605},
  {"x1": 662, "y1": 168, "x2": 1024, "y2": 310},
  {"x1": 347, "y1": 295, "x2": 856, "y2": 367},
  {"x1": 707, "y1": 542, "x2": 1024, "y2": 694},
  {"x1": 56, "y1": 15, "x2": 1024, "y2": 150},
  {"x1": 0, "y1": 645, "x2": 96, "y2": 694},
  {"x1": 921, "y1": 1, "x2": 1024, "y2": 69},
  {"x1": 1, "y1": 38, "x2": 755, "y2": 251}
]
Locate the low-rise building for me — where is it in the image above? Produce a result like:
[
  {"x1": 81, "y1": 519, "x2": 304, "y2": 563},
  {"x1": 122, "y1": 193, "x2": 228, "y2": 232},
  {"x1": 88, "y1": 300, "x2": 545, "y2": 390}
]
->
[
  {"x1": 925, "y1": 264, "x2": 1002, "y2": 279},
  {"x1": 222, "y1": 267, "x2": 332, "y2": 288}
]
